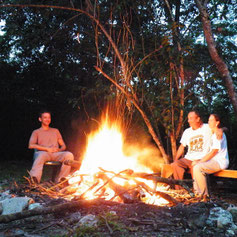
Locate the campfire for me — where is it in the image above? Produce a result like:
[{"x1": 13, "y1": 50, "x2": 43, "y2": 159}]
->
[
  {"x1": 4, "y1": 112, "x2": 233, "y2": 237},
  {"x1": 55, "y1": 112, "x2": 189, "y2": 206}
]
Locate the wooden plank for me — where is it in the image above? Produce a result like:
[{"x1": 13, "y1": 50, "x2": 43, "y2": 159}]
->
[
  {"x1": 213, "y1": 170, "x2": 237, "y2": 178},
  {"x1": 161, "y1": 164, "x2": 237, "y2": 179}
]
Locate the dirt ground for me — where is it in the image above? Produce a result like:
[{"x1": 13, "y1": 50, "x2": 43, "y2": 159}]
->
[
  {"x1": 1, "y1": 160, "x2": 237, "y2": 236},
  {"x1": 0, "y1": 177, "x2": 237, "y2": 237}
]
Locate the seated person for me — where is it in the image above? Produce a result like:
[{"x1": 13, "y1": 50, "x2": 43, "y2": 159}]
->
[
  {"x1": 29, "y1": 110, "x2": 74, "y2": 184},
  {"x1": 192, "y1": 114, "x2": 229, "y2": 197},
  {"x1": 171, "y1": 110, "x2": 223, "y2": 194}
]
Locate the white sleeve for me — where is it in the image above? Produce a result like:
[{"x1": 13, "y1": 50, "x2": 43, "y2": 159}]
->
[
  {"x1": 180, "y1": 129, "x2": 188, "y2": 147},
  {"x1": 211, "y1": 134, "x2": 221, "y2": 150}
]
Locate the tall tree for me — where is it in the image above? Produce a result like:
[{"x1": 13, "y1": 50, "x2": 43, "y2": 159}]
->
[
  {"x1": 162, "y1": 0, "x2": 185, "y2": 158},
  {"x1": 194, "y1": 0, "x2": 237, "y2": 118}
]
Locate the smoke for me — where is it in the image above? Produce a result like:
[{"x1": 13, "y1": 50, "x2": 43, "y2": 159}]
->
[{"x1": 123, "y1": 127, "x2": 165, "y2": 173}]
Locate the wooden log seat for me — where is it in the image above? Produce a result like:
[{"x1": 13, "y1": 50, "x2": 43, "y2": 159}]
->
[{"x1": 161, "y1": 164, "x2": 237, "y2": 179}]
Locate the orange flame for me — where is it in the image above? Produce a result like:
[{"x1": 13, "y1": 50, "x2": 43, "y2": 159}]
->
[
  {"x1": 68, "y1": 113, "x2": 168, "y2": 205},
  {"x1": 80, "y1": 116, "x2": 152, "y2": 174}
]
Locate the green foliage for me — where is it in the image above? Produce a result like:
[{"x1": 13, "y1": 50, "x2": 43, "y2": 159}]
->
[
  {"x1": 73, "y1": 225, "x2": 100, "y2": 237},
  {"x1": 98, "y1": 212, "x2": 128, "y2": 234},
  {"x1": 0, "y1": 0, "x2": 237, "y2": 158}
]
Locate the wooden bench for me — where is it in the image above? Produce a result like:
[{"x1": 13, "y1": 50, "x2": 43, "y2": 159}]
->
[{"x1": 161, "y1": 164, "x2": 237, "y2": 179}]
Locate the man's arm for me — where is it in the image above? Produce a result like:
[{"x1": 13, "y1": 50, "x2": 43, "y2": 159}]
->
[
  {"x1": 28, "y1": 143, "x2": 57, "y2": 152},
  {"x1": 58, "y1": 138, "x2": 66, "y2": 152},
  {"x1": 29, "y1": 140, "x2": 59, "y2": 152},
  {"x1": 174, "y1": 144, "x2": 185, "y2": 161},
  {"x1": 28, "y1": 130, "x2": 59, "y2": 153},
  {"x1": 192, "y1": 149, "x2": 218, "y2": 166},
  {"x1": 200, "y1": 149, "x2": 218, "y2": 163}
]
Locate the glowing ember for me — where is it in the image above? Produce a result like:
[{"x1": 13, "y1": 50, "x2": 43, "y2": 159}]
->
[{"x1": 67, "y1": 114, "x2": 169, "y2": 205}]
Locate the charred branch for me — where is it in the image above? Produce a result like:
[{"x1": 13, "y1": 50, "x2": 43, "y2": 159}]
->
[{"x1": 96, "y1": 172, "x2": 136, "y2": 203}]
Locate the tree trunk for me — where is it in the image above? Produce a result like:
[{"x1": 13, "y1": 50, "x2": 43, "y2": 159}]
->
[
  {"x1": 195, "y1": 0, "x2": 237, "y2": 118},
  {"x1": 163, "y1": 0, "x2": 184, "y2": 160},
  {"x1": 170, "y1": 132, "x2": 177, "y2": 159}
]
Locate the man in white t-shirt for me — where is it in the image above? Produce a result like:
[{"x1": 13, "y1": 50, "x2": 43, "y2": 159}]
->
[{"x1": 171, "y1": 110, "x2": 212, "y2": 190}]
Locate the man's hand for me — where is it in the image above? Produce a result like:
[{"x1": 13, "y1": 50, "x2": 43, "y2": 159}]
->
[
  {"x1": 47, "y1": 147, "x2": 59, "y2": 153},
  {"x1": 192, "y1": 160, "x2": 200, "y2": 166}
]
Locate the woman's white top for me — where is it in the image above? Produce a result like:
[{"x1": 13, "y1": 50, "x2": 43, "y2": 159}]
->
[{"x1": 211, "y1": 133, "x2": 229, "y2": 169}]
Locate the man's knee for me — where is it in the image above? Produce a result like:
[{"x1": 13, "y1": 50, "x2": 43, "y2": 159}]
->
[
  {"x1": 171, "y1": 160, "x2": 180, "y2": 168},
  {"x1": 64, "y1": 151, "x2": 74, "y2": 161},
  {"x1": 193, "y1": 164, "x2": 202, "y2": 174}
]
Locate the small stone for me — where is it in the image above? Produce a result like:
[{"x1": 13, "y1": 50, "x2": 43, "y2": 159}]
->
[
  {"x1": 68, "y1": 211, "x2": 82, "y2": 224},
  {"x1": 78, "y1": 214, "x2": 98, "y2": 227},
  {"x1": 226, "y1": 229, "x2": 236, "y2": 237},
  {"x1": 28, "y1": 203, "x2": 42, "y2": 210},
  {"x1": 1, "y1": 197, "x2": 34, "y2": 215},
  {"x1": 206, "y1": 206, "x2": 237, "y2": 232},
  {"x1": 227, "y1": 206, "x2": 237, "y2": 223},
  {"x1": 0, "y1": 191, "x2": 12, "y2": 201},
  {"x1": 109, "y1": 211, "x2": 117, "y2": 215},
  {"x1": 15, "y1": 229, "x2": 25, "y2": 236}
]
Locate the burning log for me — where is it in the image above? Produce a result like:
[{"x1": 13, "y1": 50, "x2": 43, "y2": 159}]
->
[
  {"x1": 64, "y1": 160, "x2": 81, "y2": 169},
  {"x1": 94, "y1": 171, "x2": 178, "y2": 205},
  {"x1": 132, "y1": 179, "x2": 178, "y2": 205},
  {"x1": 129, "y1": 172, "x2": 194, "y2": 196},
  {"x1": 80, "y1": 180, "x2": 100, "y2": 199},
  {"x1": 97, "y1": 169, "x2": 194, "y2": 196},
  {"x1": 94, "y1": 168, "x2": 131, "y2": 194},
  {"x1": 96, "y1": 172, "x2": 137, "y2": 203}
]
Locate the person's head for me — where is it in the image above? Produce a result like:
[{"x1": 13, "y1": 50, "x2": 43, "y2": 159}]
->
[
  {"x1": 38, "y1": 110, "x2": 51, "y2": 127},
  {"x1": 208, "y1": 114, "x2": 221, "y2": 131},
  {"x1": 188, "y1": 110, "x2": 202, "y2": 130}
]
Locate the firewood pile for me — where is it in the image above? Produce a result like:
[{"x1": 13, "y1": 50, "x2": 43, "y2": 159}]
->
[
  {"x1": 25, "y1": 168, "x2": 195, "y2": 206},
  {"x1": 0, "y1": 168, "x2": 198, "y2": 224}
]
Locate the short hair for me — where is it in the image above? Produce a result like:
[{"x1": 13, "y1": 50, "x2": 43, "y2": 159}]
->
[
  {"x1": 39, "y1": 109, "x2": 51, "y2": 118},
  {"x1": 210, "y1": 114, "x2": 221, "y2": 128},
  {"x1": 189, "y1": 109, "x2": 202, "y2": 120}
]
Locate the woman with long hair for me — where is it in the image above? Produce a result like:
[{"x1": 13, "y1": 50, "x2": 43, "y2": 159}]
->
[{"x1": 192, "y1": 114, "x2": 229, "y2": 197}]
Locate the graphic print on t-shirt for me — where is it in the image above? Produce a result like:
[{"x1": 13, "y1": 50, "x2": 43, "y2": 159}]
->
[{"x1": 189, "y1": 135, "x2": 204, "y2": 153}]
